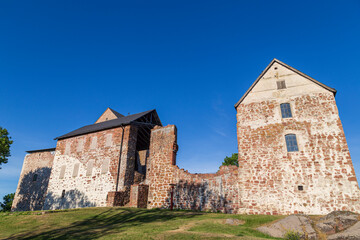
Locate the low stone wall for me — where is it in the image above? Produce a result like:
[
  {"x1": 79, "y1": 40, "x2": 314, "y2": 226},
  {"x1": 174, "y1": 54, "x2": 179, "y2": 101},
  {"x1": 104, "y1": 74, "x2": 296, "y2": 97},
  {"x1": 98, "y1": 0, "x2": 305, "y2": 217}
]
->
[
  {"x1": 129, "y1": 184, "x2": 149, "y2": 208},
  {"x1": 147, "y1": 125, "x2": 240, "y2": 213},
  {"x1": 106, "y1": 189, "x2": 130, "y2": 207}
]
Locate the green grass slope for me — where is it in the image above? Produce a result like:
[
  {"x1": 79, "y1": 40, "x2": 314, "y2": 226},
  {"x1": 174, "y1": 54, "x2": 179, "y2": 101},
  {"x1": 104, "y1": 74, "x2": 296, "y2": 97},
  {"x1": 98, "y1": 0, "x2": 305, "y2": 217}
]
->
[{"x1": 0, "y1": 207, "x2": 283, "y2": 240}]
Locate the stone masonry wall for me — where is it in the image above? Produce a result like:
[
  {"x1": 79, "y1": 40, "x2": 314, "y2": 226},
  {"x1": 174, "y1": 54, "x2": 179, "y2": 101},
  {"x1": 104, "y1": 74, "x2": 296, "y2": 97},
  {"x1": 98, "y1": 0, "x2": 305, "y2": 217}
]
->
[
  {"x1": 12, "y1": 150, "x2": 55, "y2": 211},
  {"x1": 236, "y1": 92, "x2": 360, "y2": 215},
  {"x1": 43, "y1": 125, "x2": 138, "y2": 210},
  {"x1": 147, "y1": 125, "x2": 240, "y2": 213},
  {"x1": 235, "y1": 61, "x2": 360, "y2": 215}
]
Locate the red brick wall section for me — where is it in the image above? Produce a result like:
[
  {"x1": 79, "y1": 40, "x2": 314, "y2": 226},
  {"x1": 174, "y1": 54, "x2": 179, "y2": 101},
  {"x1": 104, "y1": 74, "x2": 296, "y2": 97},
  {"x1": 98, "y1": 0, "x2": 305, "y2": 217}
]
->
[
  {"x1": 236, "y1": 92, "x2": 360, "y2": 215},
  {"x1": 147, "y1": 125, "x2": 240, "y2": 213},
  {"x1": 129, "y1": 184, "x2": 149, "y2": 208},
  {"x1": 147, "y1": 125, "x2": 177, "y2": 209},
  {"x1": 106, "y1": 191, "x2": 130, "y2": 207},
  {"x1": 12, "y1": 150, "x2": 55, "y2": 211}
]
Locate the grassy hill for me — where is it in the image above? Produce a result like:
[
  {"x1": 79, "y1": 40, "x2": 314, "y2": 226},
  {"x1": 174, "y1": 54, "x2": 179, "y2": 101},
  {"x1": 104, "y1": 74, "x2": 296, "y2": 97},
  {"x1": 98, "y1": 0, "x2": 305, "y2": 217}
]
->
[{"x1": 0, "y1": 207, "x2": 283, "y2": 239}]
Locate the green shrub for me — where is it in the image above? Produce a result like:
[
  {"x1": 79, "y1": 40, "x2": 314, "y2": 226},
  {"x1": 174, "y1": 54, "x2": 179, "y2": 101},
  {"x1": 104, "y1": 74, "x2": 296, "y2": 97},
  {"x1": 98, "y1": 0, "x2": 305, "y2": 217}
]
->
[{"x1": 284, "y1": 229, "x2": 301, "y2": 240}]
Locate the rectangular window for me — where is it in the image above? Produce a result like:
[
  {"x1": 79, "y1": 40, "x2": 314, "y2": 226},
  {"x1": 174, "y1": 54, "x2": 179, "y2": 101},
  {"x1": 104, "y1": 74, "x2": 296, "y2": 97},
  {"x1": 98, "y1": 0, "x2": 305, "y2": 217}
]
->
[
  {"x1": 72, "y1": 163, "x2": 80, "y2": 177},
  {"x1": 101, "y1": 158, "x2": 110, "y2": 174},
  {"x1": 105, "y1": 134, "x2": 112, "y2": 147},
  {"x1": 86, "y1": 160, "x2": 94, "y2": 176},
  {"x1": 90, "y1": 136, "x2": 97, "y2": 149},
  {"x1": 65, "y1": 142, "x2": 70, "y2": 155},
  {"x1": 285, "y1": 134, "x2": 299, "y2": 152},
  {"x1": 280, "y1": 103, "x2": 292, "y2": 118},
  {"x1": 59, "y1": 165, "x2": 66, "y2": 179},
  {"x1": 77, "y1": 139, "x2": 84, "y2": 152},
  {"x1": 277, "y1": 80, "x2": 286, "y2": 89}
]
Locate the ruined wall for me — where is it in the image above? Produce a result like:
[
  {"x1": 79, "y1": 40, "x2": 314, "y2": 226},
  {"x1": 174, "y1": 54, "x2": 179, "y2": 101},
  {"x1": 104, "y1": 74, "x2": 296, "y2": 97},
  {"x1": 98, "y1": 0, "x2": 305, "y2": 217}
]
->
[
  {"x1": 147, "y1": 125, "x2": 240, "y2": 213},
  {"x1": 236, "y1": 62, "x2": 360, "y2": 215},
  {"x1": 12, "y1": 150, "x2": 54, "y2": 211},
  {"x1": 43, "y1": 125, "x2": 138, "y2": 210}
]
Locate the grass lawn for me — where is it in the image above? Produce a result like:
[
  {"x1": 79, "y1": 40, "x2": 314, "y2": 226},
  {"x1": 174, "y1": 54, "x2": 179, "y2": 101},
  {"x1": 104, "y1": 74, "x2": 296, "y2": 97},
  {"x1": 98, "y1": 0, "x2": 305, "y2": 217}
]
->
[{"x1": 0, "y1": 207, "x2": 284, "y2": 240}]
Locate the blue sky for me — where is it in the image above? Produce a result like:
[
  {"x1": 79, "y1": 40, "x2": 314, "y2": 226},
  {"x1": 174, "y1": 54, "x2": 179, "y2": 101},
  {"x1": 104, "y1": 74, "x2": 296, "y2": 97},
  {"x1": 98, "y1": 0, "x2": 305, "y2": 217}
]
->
[{"x1": 1, "y1": 1, "x2": 359, "y2": 200}]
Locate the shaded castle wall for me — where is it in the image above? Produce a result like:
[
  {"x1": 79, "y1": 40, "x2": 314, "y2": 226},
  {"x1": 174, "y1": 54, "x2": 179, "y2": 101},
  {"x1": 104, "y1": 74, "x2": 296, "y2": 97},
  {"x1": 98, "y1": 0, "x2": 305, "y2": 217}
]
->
[
  {"x1": 236, "y1": 62, "x2": 360, "y2": 215},
  {"x1": 147, "y1": 125, "x2": 240, "y2": 213},
  {"x1": 43, "y1": 125, "x2": 138, "y2": 210},
  {"x1": 12, "y1": 150, "x2": 54, "y2": 211}
]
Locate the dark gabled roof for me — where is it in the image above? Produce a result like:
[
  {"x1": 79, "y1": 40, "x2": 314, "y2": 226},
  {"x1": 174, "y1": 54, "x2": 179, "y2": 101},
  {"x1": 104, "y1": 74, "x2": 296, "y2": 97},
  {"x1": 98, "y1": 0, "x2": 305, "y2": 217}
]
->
[
  {"x1": 26, "y1": 148, "x2": 56, "y2": 153},
  {"x1": 234, "y1": 58, "x2": 337, "y2": 108},
  {"x1": 108, "y1": 108, "x2": 124, "y2": 118},
  {"x1": 55, "y1": 109, "x2": 161, "y2": 140}
]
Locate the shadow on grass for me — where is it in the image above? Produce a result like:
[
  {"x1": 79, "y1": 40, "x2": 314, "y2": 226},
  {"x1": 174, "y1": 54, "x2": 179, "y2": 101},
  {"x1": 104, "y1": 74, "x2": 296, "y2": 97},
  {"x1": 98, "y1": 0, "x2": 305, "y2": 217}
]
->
[{"x1": 5, "y1": 208, "x2": 202, "y2": 240}]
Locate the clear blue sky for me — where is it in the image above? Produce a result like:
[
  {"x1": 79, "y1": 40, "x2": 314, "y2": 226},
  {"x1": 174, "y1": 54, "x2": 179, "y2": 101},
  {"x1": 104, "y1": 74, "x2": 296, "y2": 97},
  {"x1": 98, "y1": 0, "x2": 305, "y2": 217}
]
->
[{"x1": 1, "y1": 1, "x2": 359, "y2": 200}]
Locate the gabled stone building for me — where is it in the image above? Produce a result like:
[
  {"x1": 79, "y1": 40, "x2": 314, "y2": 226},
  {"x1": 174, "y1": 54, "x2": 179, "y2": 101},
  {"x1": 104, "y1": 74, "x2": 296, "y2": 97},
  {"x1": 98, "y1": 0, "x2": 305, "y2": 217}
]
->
[
  {"x1": 234, "y1": 59, "x2": 359, "y2": 214},
  {"x1": 12, "y1": 108, "x2": 161, "y2": 211},
  {"x1": 12, "y1": 59, "x2": 360, "y2": 215}
]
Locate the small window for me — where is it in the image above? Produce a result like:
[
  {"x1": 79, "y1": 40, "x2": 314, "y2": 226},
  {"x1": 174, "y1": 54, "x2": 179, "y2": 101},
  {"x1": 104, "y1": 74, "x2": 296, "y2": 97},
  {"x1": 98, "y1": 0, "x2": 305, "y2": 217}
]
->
[
  {"x1": 59, "y1": 165, "x2": 66, "y2": 179},
  {"x1": 101, "y1": 159, "x2": 110, "y2": 174},
  {"x1": 32, "y1": 174, "x2": 38, "y2": 182},
  {"x1": 61, "y1": 190, "x2": 65, "y2": 198},
  {"x1": 277, "y1": 80, "x2": 286, "y2": 89},
  {"x1": 77, "y1": 139, "x2": 84, "y2": 152},
  {"x1": 298, "y1": 185, "x2": 303, "y2": 191},
  {"x1": 280, "y1": 103, "x2": 292, "y2": 118},
  {"x1": 86, "y1": 160, "x2": 94, "y2": 176},
  {"x1": 72, "y1": 163, "x2": 80, "y2": 177},
  {"x1": 285, "y1": 134, "x2": 299, "y2": 152},
  {"x1": 90, "y1": 136, "x2": 97, "y2": 149},
  {"x1": 105, "y1": 134, "x2": 112, "y2": 147},
  {"x1": 65, "y1": 142, "x2": 71, "y2": 155}
]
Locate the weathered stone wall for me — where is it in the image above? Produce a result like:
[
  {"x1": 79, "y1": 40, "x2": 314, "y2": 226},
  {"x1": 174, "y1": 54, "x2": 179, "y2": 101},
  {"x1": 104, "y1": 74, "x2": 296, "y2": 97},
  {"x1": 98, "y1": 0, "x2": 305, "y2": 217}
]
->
[
  {"x1": 147, "y1": 125, "x2": 240, "y2": 213},
  {"x1": 43, "y1": 125, "x2": 138, "y2": 210},
  {"x1": 129, "y1": 184, "x2": 149, "y2": 208},
  {"x1": 236, "y1": 61, "x2": 360, "y2": 215},
  {"x1": 12, "y1": 150, "x2": 55, "y2": 211}
]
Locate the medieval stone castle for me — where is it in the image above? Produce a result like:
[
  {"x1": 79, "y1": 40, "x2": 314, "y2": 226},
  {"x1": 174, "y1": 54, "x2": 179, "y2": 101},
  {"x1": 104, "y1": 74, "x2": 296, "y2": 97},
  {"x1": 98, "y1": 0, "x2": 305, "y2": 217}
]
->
[{"x1": 12, "y1": 59, "x2": 360, "y2": 215}]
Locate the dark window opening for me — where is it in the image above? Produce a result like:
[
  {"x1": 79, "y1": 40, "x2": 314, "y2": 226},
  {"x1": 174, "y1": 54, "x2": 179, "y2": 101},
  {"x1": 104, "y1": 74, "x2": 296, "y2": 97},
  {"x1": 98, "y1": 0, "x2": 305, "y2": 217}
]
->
[
  {"x1": 277, "y1": 80, "x2": 286, "y2": 89},
  {"x1": 61, "y1": 190, "x2": 65, "y2": 198},
  {"x1": 285, "y1": 134, "x2": 299, "y2": 152},
  {"x1": 32, "y1": 174, "x2": 38, "y2": 182},
  {"x1": 280, "y1": 103, "x2": 292, "y2": 118},
  {"x1": 298, "y1": 185, "x2": 303, "y2": 191}
]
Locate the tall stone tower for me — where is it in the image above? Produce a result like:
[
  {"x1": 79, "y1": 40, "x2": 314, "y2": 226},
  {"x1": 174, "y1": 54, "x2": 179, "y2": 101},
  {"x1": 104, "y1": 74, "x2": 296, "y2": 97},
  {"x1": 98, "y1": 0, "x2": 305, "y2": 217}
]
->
[{"x1": 235, "y1": 59, "x2": 359, "y2": 215}]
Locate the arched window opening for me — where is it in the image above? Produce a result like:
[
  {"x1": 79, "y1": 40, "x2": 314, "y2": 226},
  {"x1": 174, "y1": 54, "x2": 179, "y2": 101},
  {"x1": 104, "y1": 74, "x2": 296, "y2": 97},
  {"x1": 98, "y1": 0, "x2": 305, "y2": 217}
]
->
[{"x1": 32, "y1": 174, "x2": 38, "y2": 182}]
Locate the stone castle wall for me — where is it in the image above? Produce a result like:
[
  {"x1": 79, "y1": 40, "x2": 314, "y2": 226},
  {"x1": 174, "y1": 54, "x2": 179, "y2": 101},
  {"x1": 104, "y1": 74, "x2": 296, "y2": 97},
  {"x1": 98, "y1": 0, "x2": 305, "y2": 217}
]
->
[
  {"x1": 43, "y1": 125, "x2": 138, "y2": 210},
  {"x1": 147, "y1": 125, "x2": 240, "y2": 213},
  {"x1": 12, "y1": 150, "x2": 54, "y2": 211}
]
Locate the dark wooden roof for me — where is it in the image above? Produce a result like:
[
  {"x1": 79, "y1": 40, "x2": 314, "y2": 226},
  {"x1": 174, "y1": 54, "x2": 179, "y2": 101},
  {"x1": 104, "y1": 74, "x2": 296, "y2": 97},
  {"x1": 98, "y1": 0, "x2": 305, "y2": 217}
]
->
[
  {"x1": 26, "y1": 148, "x2": 56, "y2": 153},
  {"x1": 55, "y1": 109, "x2": 161, "y2": 140},
  {"x1": 234, "y1": 58, "x2": 337, "y2": 108}
]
